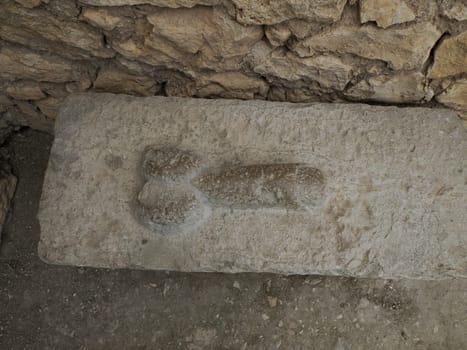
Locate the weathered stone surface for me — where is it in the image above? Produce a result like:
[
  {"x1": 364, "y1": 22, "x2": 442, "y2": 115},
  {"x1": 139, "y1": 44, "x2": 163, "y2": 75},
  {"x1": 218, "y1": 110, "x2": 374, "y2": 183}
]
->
[
  {"x1": 44, "y1": 0, "x2": 81, "y2": 18},
  {"x1": 293, "y1": 23, "x2": 442, "y2": 70},
  {"x1": 113, "y1": 6, "x2": 263, "y2": 71},
  {"x1": 4, "y1": 81, "x2": 46, "y2": 100},
  {"x1": 0, "y1": 158, "x2": 16, "y2": 244},
  {"x1": 230, "y1": 0, "x2": 347, "y2": 25},
  {"x1": 8, "y1": 103, "x2": 54, "y2": 132},
  {"x1": 436, "y1": 79, "x2": 467, "y2": 113},
  {"x1": 0, "y1": 4, "x2": 115, "y2": 59},
  {"x1": 440, "y1": 1, "x2": 467, "y2": 21},
  {"x1": 79, "y1": 0, "x2": 219, "y2": 7},
  {"x1": 39, "y1": 93, "x2": 467, "y2": 279},
  {"x1": 195, "y1": 72, "x2": 269, "y2": 99},
  {"x1": 360, "y1": 0, "x2": 415, "y2": 28},
  {"x1": 0, "y1": 45, "x2": 91, "y2": 84},
  {"x1": 35, "y1": 97, "x2": 63, "y2": 119},
  {"x1": 246, "y1": 42, "x2": 352, "y2": 90},
  {"x1": 345, "y1": 73, "x2": 432, "y2": 103},
  {"x1": 80, "y1": 7, "x2": 133, "y2": 32},
  {"x1": 14, "y1": 0, "x2": 42, "y2": 8},
  {"x1": 429, "y1": 32, "x2": 467, "y2": 79},
  {"x1": 94, "y1": 66, "x2": 161, "y2": 96}
]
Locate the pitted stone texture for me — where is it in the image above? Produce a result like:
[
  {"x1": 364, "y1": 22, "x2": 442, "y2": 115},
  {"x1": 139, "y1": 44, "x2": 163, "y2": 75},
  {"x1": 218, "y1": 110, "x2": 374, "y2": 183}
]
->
[
  {"x1": 38, "y1": 94, "x2": 467, "y2": 279},
  {"x1": 194, "y1": 163, "x2": 325, "y2": 209}
]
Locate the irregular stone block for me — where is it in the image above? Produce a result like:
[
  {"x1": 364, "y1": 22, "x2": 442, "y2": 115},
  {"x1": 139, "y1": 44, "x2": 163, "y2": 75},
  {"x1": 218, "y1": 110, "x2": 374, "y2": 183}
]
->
[
  {"x1": 344, "y1": 73, "x2": 432, "y2": 104},
  {"x1": 0, "y1": 4, "x2": 114, "y2": 59},
  {"x1": 79, "y1": 0, "x2": 219, "y2": 7},
  {"x1": 39, "y1": 94, "x2": 467, "y2": 279},
  {"x1": 436, "y1": 79, "x2": 467, "y2": 113},
  {"x1": 247, "y1": 42, "x2": 352, "y2": 91},
  {"x1": 113, "y1": 6, "x2": 263, "y2": 72},
  {"x1": 93, "y1": 66, "x2": 161, "y2": 97},
  {"x1": 292, "y1": 22, "x2": 441, "y2": 70},
  {"x1": 429, "y1": 32, "x2": 467, "y2": 79},
  {"x1": 440, "y1": 1, "x2": 467, "y2": 21},
  {"x1": 0, "y1": 45, "x2": 90, "y2": 84},
  {"x1": 230, "y1": 0, "x2": 347, "y2": 25},
  {"x1": 360, "y1": 0, "x2": 415, "y2": 28}
]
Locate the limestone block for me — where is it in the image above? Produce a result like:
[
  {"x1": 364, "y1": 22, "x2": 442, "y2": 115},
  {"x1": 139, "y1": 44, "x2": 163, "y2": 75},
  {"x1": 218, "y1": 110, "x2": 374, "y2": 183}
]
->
[
  {"x1": 4, "y1": 81, "x2": 46, "y2": 101},
  {"x1": 194, "y1": 72, "x2": 269, "y2": 99},
  {"x1": 0, "y1": 4, "x2": 115, "y2": 59},
  {"x1": 79, "y1": 0, "x2": 219, "y2": 7},
  {"x1": 429, "y1": 32, "x2": 467, "y2": 79},
  {"x1": 113, "y1": 6, "x2": 263, "y2": 72},
  {"x1": 292, "y1": 22, "x2": 441, "y2": 70},
  {"x1": 436, "y1": 79, "x2": 467, "y2": 113},
  {"x1": 80, "y1": 8, "x2": 132, "y2": 32},
  {"x1": 93, "y1": 67, "x2": 161, "y2": 96},
  {"x1": 39, "y1": 94, "x2": 467, "y2": 279},
  {"x1": 344, "y1": 73, "x2": 432, "y2": 103},
  {"x1": 35, "y1": 96, "x2": 63, "y2": 119},
  {"x1": 0, "y1": 45, "x2": 90, "y2": 84},
  {"x1": 230, "y1": 0, "x2": 347, "y2": 25},
  {"x1": 360, "y1": 0, "x2": 416, "y2": 28},
  {"x1": 440, "y1": 1, "x2": 467, "y2": 21},
  {"x1": 246, "y1": 42, "x2": 352, "y2": 90}
]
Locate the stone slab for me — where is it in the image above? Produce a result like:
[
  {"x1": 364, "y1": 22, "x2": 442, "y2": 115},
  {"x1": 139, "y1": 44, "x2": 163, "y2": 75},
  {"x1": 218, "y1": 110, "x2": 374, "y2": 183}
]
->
[{"x1": 38, "y1": 93, "x2": 467, "y2": 279}]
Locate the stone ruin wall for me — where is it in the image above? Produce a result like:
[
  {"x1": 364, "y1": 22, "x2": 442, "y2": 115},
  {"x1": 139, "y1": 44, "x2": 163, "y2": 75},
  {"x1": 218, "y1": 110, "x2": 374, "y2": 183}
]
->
[{"x1": 0, "y1": 0, "x2": 466, "y2": 134}]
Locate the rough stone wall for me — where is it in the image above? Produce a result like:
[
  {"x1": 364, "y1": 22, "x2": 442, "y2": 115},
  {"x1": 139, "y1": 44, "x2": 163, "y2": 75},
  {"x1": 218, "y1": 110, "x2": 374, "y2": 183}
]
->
[{"x1": 0, "y1": 0, "x2": 466, "y2": 132}]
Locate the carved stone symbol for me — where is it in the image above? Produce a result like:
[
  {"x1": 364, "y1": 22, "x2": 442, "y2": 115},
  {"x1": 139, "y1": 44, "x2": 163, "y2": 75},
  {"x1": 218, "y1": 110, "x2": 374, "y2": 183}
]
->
[{"x1": 136, "y1": 147, "x2": 325, "y2": 234}]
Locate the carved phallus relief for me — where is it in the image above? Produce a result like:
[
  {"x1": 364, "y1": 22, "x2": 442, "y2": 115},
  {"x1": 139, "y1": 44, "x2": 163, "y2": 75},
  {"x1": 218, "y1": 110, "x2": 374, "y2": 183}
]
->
[{"x1": 135, "y1": 147, "x2": 325, "y2": 234}]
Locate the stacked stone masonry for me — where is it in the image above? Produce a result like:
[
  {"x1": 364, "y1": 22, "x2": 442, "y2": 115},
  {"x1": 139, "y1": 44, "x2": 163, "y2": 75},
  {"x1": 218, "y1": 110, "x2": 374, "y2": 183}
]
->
[{"x1": 0, "y1": 0, "x2": 466, "y2": 132}]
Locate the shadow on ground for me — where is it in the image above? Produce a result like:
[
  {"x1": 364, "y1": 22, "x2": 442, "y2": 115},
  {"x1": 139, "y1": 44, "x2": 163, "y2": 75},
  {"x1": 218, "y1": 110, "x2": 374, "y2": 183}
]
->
[{"x1": 0, "y1": 130, "x2": 466, "y2": 350}]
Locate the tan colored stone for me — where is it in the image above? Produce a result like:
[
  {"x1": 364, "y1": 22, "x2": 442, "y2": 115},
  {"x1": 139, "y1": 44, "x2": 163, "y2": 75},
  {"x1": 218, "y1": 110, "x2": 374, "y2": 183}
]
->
[
  {"x1": 4, "y1": 81, "x2": 46, "y2": 100},
  {"x1": 436, "y1": 79, "x2": 467, "y2": 112},
  {"x1": 94, "y1": 67, "x2": 160, "y2": 96},
  {"x1": 0, "y1": 46, "x2": 89, "y2": 83},
  {"x1": 195, "y1": 72, "x2": 269, "y2": 99},
  {"x1": 115, "y1": 7, "x2": 263, "y2": 72},
  {"x1": 14, "y1": 0, "x2": 42, "y2": 8},
  {"x1": 265, "y1": 25, "x2": 292, "y2": 47},
  {"x1": 440, "y1": 1, "x2": 467, "y2": 21},
  {"x1": 429, "y1": 32, "x2": 467, "y2": 79},
  {"x1": 79, "y1": 0, "x2": 219, "y2": 6},
  {"x1": 80, "y1": 8, "x2": 130, "y2": 31},
  {"x1": 293, "y1": 22, "x2": 441, "y2": 70},
  {"x1": 345, "y1": 73, "x2": 432, "y2": 103},
  {"x1": 11, "y1": 103, "x2": 53, "y2": 132},
  {"x1": 0, "y1": 4, "x2": 115, "y2": 59},
  {"x1": 247, "y1": 42, "x2": 353, "y2": 90},
  {"x1": 35, "y1": 97, "x2": 63, "y2": 119},
  {"x1": 360, "y1": 0, "x2": 415, "y2": 28},
  {"x1": 231, "y1": 0, "x2": 347, "y2": 25}
]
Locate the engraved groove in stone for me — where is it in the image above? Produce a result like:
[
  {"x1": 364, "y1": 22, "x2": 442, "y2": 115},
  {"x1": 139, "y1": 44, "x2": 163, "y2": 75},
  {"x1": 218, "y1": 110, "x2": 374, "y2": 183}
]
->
[{"x1": 193, "y1": 163, "x2": 325, "y2": 209}]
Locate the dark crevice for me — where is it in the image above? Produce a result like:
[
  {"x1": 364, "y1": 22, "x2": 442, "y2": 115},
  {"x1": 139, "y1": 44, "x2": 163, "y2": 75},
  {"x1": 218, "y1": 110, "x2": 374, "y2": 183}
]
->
[{"x1": 422, "y1": 31, "x2": 450, "y2": 77}]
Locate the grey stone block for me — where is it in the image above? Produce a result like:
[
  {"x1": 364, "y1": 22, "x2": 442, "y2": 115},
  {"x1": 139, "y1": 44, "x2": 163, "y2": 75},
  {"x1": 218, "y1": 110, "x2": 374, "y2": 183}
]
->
[{"x1": 38, "y1": 93, "x2": 467, "y2": 279}]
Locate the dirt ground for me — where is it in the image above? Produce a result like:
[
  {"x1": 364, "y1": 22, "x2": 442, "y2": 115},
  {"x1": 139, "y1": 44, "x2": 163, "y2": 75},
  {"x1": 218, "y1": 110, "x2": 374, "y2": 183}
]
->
[{"x1": 0, "y1": 129, "x2": 466, "y2": 350}]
